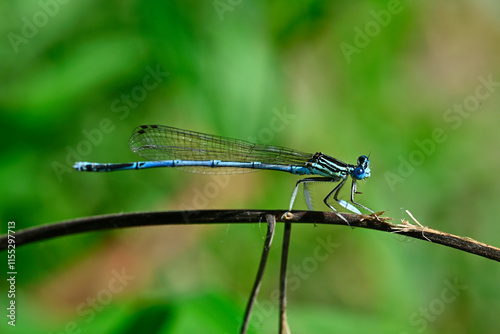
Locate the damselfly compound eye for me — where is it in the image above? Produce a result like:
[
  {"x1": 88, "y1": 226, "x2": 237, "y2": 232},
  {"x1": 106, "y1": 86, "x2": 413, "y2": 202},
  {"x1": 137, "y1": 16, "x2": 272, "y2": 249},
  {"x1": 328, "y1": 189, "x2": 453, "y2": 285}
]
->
[{"x1": 354, "y1": 166, "x2": 366, "y2": 180}]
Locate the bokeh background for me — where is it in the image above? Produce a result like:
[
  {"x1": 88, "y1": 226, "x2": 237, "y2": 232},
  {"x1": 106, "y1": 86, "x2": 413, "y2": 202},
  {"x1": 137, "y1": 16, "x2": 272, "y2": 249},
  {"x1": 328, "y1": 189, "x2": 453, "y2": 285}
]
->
[{"x1": 1, "y1": 0, "x2": 500, "y2": 333}]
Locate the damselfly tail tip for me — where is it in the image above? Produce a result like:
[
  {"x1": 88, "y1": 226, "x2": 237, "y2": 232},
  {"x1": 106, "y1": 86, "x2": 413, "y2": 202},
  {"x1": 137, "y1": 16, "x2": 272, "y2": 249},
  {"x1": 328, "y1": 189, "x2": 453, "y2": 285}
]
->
[{"x1": 73, "y1": 162, "x2": 84, "y2": 171}]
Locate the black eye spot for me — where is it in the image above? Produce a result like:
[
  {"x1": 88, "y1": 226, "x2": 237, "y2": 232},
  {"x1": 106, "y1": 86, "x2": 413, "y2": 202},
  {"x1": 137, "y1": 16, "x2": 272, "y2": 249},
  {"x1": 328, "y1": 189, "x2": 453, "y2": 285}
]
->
[{"x1": 357, "y1": 155, "x2": 369, "y2": 169}]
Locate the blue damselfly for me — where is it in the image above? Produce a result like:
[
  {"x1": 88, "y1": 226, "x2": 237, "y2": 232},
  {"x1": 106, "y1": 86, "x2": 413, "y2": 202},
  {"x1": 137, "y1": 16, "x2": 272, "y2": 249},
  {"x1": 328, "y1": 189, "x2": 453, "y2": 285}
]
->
[{"x1": 74, "y1": 125, "x2": 373, "y2": 221}]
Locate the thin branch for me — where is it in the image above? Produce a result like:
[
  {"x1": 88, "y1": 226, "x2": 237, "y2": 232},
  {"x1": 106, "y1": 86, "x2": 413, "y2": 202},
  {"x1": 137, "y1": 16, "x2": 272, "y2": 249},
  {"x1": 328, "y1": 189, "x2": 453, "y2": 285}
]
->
[
  {"x1": 240, "y1": 214, "x2": 276, "y2": 334},
  {"x1": 279, "y1": 222, "x2": 292, "y2": 334},
  {"x1": 1, "y1": 210, "x2": 499, "y2": 262}
]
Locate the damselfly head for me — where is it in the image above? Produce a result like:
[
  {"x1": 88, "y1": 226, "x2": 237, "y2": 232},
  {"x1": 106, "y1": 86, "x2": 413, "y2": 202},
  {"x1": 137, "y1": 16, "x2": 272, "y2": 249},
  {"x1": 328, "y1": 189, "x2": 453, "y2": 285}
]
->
[
  {"x1": 357, "y1": 155, "x2": 369, "y2": 168},
  {"x1": 353, "y1": 155, "x2": 371, "y2": 180}
]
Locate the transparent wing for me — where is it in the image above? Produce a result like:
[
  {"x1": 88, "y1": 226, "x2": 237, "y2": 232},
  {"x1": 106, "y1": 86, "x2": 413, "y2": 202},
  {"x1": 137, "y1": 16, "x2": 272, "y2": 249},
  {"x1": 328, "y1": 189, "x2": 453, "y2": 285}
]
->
[{"x1": 128, "y1": 125, "x2": 313, "y2": 174}]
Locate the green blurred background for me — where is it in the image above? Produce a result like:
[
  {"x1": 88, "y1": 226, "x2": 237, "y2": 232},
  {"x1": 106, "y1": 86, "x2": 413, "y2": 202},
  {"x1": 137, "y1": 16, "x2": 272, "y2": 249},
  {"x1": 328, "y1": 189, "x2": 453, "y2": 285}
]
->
[{"x1": 1, "y1": 0, "x2": 500, "y2": 333}]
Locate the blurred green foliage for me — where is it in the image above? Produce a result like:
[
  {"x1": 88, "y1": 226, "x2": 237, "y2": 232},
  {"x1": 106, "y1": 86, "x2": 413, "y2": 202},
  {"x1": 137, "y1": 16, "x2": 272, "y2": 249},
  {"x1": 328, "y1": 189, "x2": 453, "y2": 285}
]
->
[{"x1": 1, "y1": 0, "x2": 500, "y2": 333}]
